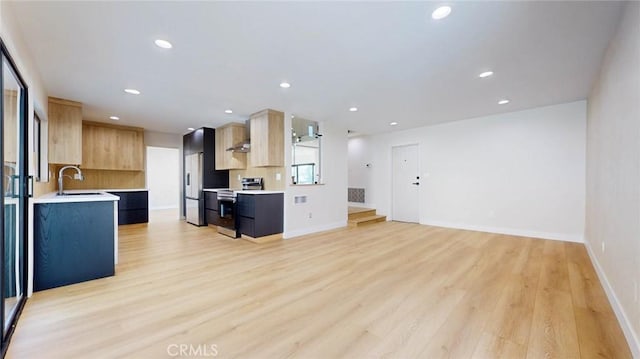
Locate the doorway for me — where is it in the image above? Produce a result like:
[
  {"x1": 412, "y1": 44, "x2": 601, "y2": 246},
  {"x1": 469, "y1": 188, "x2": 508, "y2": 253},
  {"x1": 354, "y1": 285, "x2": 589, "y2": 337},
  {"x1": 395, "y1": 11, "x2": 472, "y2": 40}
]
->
[
  {"x1": 146, "y1": 147, "x2": 180, "y2": 212},
  {"x1": 391, "y1": 144, "x2": 420, "y2": 223}
]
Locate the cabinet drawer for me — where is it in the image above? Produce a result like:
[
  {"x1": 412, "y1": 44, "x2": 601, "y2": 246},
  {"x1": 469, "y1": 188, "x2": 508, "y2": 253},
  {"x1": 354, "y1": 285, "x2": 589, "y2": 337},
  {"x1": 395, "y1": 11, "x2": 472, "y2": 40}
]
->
[
  {"x1": 236, "y1": 194, "x2": 255, "y2": 218},
  {"x1": 238, "y1": 216, "x2": 255, "y2": 237},
  {"x1": 205, "y1": 209, "x2": 219, "y2": 226},
  {"x1": 118, "y1": 209, "x2": 148, "y2": 225},
  {"x1": 111, "y1": 191, "x2": 148, "y2": 210},
  {"x1": 204, "y1": 192, "x2": 218, "y2": 210}
]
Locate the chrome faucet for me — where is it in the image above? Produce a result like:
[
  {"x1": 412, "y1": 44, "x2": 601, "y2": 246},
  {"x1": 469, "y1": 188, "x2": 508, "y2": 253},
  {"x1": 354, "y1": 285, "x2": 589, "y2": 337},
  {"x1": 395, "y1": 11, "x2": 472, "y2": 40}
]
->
[{"x1": 58, "y1": 165, "x2": 84, "y2": 195}]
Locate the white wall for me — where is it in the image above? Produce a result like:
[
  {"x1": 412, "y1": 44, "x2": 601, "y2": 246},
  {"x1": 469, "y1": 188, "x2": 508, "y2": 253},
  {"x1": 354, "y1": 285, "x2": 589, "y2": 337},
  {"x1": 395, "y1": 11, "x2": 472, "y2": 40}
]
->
[
  {"x1": 347, "y1": 136, "x2": 375, "y2": 207},
  {"x1": 146, "y1": 146, "x2": 180, "y2": 210},
  {"x1": 144, "y1": 130, "x2": 182, "y2": 149},
  {"x1": 1, "y1": 2, "x2": 49, "y2": 180},
  {"x1": 284, "y1": 114, "x2": 348, "y2": 238},
  {"x1": 350, "y1": 100, "x2": 586, "y2": 242},
  {"x1": 585, "y1": 2, "x2": 640, "y2": 355}
]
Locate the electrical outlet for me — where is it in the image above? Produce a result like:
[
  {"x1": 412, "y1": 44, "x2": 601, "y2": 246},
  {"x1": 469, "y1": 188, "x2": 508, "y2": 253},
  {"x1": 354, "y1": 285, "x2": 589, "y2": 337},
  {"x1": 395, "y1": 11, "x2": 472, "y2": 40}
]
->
[
  {"x1": 237, "y1": 174, "x2": 241, "y2": 181},
  {"x1": 601, "y1": 241, "x2": 605, "y2": 253},
  {"x1": 276, "y1": 173, "x2": 281, "y2": 181}
]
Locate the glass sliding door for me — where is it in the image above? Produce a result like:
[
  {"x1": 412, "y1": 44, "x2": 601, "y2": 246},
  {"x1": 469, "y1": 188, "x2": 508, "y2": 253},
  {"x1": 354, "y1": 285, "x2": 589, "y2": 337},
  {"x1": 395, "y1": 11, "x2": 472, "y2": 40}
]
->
[{"x1": 1, "y1": 40, "x2": 28, "y2": 354}]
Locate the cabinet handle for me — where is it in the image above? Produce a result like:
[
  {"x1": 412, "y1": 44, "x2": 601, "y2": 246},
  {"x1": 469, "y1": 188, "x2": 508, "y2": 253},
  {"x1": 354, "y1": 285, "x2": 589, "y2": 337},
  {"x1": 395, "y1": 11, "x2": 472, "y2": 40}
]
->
[
  {"x1": 28, "y1": 176, "x2": 34, "y2": 197},
  {"x1": 11, "y1": 175, "x2": 19, "y2": 198}
]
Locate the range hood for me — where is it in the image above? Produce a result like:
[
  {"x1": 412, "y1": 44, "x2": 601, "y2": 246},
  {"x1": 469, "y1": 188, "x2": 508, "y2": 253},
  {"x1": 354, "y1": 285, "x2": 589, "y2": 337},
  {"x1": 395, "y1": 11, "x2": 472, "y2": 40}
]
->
[{"x1": 226, "y1": 120, "x2": 251, "y2": 153}]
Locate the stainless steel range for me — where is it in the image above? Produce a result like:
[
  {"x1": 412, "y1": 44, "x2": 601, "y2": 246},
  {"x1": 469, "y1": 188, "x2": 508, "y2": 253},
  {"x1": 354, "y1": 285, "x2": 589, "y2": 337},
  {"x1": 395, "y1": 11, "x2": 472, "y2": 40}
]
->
[
  {"x1": 216, "y1": 177, "x2": 264, "y2": 238},
  {"x1": 216, "y1": 189, "x2": 237, "y2": 238}
]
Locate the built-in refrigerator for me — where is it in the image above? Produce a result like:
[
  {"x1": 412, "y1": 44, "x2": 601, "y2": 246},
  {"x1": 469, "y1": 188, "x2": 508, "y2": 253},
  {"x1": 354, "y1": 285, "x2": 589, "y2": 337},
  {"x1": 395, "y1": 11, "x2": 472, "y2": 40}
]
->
[
  {"x1": 185, "y1": 152, "x2": 204, "y2": 225},
  {"x1": 183, "y1": 127, "x2": 229, "y2": 226}
]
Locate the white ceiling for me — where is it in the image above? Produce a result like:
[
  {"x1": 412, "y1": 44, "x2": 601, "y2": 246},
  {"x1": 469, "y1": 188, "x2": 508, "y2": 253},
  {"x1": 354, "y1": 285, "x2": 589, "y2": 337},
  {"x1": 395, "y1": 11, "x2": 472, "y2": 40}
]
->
[{"x1": 9, "y1": 1, "x2": 624, "y2": 135}]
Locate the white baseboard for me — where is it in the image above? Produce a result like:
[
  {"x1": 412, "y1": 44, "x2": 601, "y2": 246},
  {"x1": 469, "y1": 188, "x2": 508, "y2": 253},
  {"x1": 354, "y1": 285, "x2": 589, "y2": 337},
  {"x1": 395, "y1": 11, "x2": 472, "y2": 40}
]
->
[
  {"x1": 149, "y1": 205, "x2": 178, "y2": 210},
  {"x1": 422, "y1": 219, "x2": 584, "y2": 243},
  {"x1": 284, "y1": 220, "x2": 347, "y2": 239},
  {"x1": 584, "y1": 241, "x2": 640, "y2": 358}
]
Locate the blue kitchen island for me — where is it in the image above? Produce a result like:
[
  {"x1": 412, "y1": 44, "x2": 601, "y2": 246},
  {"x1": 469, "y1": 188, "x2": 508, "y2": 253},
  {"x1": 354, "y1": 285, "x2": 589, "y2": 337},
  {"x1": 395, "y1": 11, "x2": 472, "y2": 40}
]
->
[{"x1": 32, "y1": 192, "x2": 119, "y2": 291}]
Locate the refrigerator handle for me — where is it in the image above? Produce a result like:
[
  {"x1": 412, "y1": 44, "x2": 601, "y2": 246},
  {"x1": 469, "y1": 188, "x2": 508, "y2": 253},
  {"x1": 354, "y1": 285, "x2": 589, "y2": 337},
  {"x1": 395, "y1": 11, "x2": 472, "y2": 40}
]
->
[{"x1": 186, "y1": 173, "x2": 190, "y2": 186}]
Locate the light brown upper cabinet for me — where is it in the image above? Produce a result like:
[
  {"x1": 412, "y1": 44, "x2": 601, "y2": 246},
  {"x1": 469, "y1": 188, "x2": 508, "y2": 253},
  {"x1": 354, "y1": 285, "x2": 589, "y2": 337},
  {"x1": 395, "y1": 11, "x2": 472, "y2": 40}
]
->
[
  {"x1": 215, "y1": 122, "x2": 247, "y2": 170},
  {"x1": 250, "y1": 109, "x2": 284, "y2": 167},
  {"x1": 48, "y1": 97, "x2": 82, "y2": 164},
  {"x1": 82, "y1": 121, "x2": 145, "y2": 171}
]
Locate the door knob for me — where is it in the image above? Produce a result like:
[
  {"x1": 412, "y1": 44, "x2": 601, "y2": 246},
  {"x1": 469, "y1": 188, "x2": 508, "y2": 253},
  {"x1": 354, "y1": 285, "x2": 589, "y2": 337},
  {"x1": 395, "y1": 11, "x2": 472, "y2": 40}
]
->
[{"x1": 412, "y1": 182, "x2": 420, "y2": 185}]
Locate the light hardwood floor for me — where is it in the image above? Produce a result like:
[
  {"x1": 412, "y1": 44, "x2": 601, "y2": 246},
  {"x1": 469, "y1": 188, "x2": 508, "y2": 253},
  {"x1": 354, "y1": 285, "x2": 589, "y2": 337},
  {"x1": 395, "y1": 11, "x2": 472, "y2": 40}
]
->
[{"x1": 7, "y1": 210, "x2": 632, "y2": 358}]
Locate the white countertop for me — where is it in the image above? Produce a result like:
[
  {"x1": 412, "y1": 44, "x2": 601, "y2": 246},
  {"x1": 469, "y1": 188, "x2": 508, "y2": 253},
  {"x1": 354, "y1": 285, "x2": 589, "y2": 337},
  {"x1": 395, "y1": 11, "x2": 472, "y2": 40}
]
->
[
  {"x1": 236, "y1": 190, "x2": 284, "y2": 194},
  {"x1": 203, "y1": 188, "x2": 284, "y2": 194},
  {"x1": 101, "y1": 188, "x2": 148, "y2": 192},
  {"x1": 34, "y1": 190, "x2": 120, "y2": 204}
]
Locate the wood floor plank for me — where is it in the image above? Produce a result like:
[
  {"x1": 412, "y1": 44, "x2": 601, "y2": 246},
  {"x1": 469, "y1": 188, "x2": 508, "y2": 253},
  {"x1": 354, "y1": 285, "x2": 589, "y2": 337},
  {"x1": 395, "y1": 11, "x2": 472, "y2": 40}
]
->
[
  {"x1": 472, "y1": 332, "x2": 528, "y2": 359},
  {"x1": 526, "y1": 241, "x2": 581, "y2": 359},
  {"x1": 565, "y1": 242, "x2": 633, "y2": 359},
  {"x1": 483, "y1": 238, "x2": 544, "y2": 348},
  {"x1": 5, "y1": 210, "x2": 632, "y2": 358},
  {"x1": 418, "y1": 234, "x2": 523, "y2": 358}
]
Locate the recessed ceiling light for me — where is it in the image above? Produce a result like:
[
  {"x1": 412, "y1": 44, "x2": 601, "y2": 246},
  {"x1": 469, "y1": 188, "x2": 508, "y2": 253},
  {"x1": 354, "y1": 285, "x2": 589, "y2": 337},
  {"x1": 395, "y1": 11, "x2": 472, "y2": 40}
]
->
[
  {"x1": 390, "y1": 122, "x2": 398, "y2": 126},
  {"x1": 498, "y1": 99, "x2": 510, "y2": 105},
  {"x1": 479, "y1": 71, "x2": 494, "y2": 78},
  {"x1": 279, "y1": 82, "x2": 291, "y2": 88},
  {"x1": 432, "y1": 6, "x2": 452, "y2": 20},
  {"x1": 224, "y1": 109, "x2": 233, "y2": 114},
  {"x1": 349, "y1": 107, "x2": 358, "y2": 112},
  {"x1": 124, "y1": 88, "x2": 140, "y2": 95},
  {"x1": 154, "y1": 39, "x2": 173, "y2": 49},
  {"x1": 187, "y1": 127, "x2": 195, "y2": 131},
  {"x1": 109, "y1": 116, "x2": 120, "y2": 120}
]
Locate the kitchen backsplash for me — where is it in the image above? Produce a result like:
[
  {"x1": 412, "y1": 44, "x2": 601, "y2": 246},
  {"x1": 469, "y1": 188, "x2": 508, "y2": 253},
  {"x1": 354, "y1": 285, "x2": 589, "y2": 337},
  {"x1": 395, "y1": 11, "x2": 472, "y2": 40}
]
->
[
  {"x1": 33, "y1": 164, "x2": 58, "y2": 197},
  {"x1": 60, "y1": 167, "x2": 145, "y2": 189},
  {"x1": 229, "y1": 166, "x2": 285, "y2": 191}
]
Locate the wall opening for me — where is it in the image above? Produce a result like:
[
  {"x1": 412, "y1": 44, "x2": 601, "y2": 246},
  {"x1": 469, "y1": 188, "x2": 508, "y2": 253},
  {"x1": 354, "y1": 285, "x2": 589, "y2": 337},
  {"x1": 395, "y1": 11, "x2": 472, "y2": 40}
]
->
[{"x1": 146, "y1": 146, "x2": 180, "y2": 211}]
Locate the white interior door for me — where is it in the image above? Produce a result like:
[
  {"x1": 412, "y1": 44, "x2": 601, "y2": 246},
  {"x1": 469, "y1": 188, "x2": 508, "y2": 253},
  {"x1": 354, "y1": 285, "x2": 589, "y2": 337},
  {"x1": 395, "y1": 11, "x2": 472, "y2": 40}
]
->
[{"x1": 392, "y1": 144, "x2": 420, "y2": 223}]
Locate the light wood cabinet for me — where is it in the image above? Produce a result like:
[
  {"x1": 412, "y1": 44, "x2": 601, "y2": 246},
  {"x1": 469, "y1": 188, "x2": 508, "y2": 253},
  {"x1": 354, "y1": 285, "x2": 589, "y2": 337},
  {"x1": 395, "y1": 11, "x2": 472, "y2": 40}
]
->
[
  {"x1": 48, "y1": 97, "x2": 82, "y2": 164},
  {"x1": 215, "y1": 123, "x2": 247, "y2": 170},
  {"x1": 82, "y1": 121, "x2": 144, "y2": 170},
  {"x1": 249, "y1": 109, "x2": 284, "y2": 167}
]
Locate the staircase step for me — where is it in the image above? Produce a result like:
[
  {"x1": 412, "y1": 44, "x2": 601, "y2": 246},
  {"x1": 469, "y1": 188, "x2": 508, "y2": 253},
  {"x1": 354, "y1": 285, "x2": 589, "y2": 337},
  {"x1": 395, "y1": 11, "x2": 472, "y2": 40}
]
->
[
  {"x1": 348, "y1": 207, "x2": 377, "y2": 221},
  {"x1": 348, "y1": 215, "x2": 386, "y2": 227}
]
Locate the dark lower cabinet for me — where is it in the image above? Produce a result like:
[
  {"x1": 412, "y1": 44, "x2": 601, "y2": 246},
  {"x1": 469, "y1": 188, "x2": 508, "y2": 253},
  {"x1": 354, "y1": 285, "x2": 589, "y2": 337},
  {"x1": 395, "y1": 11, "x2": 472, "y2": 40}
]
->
[
  {"x1": 236, "y1": 193, "x2": 284, "y2": 238},
  {"x1": 34, "y1": 201, "x2": 115, "y2": 291},
  {"x1": 108, "y1": 191, "x2": 148, "y2": 225},
  {"x1": 204, "y1": 191, "x2": 219, "y2": 226}
]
